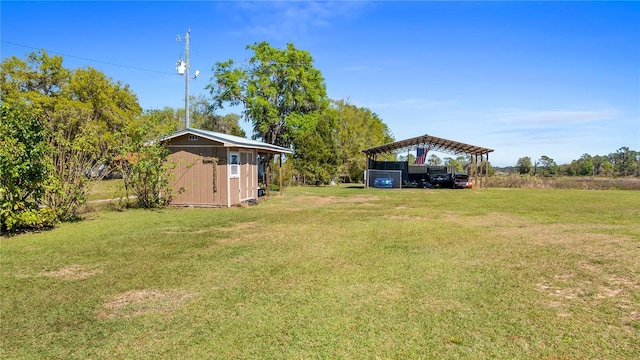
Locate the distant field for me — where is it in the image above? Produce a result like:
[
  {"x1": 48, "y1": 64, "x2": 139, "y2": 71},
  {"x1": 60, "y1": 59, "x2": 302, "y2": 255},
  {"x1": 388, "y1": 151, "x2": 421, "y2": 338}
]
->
[
  {"x1": 2, "y1": 186, "x2": 639, "y2": 359},
  {"x1": 489, "y1": 175, "x2": 640, "y2": 190}
]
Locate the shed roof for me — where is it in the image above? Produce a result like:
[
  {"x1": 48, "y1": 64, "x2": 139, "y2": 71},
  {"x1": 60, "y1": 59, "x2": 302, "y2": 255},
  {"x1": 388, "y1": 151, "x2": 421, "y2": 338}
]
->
[
  {"x1": 160, "y1": 128, "x2": 293, "y2": 154},
  {"x1": 363, "y1": 133, "x2": 494, "y2": 157}
]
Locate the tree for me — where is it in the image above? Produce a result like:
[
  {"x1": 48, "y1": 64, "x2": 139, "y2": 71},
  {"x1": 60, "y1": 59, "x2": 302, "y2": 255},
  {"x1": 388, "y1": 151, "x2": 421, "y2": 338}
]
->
[
  {"x1": 0, "y1": 104, "x2": 57, "y2": 233},
  {"x1": 291, "y1": 110, "x2": 339, "y2": 185},
  {"x1": 208, "y1": 41, "x2": 328, "y2": 149},
  {"x1": 444, "y1": 157, "x2": 463, "y2": 173},
  {"x1": 537, "y1": 155, "x2": 558, "y2": 177},
  {"x1": 189, "y1": 95, "x2": 245, "y2": 136},
  {"x1": 1, "y1": 51, "x2": 142, "y2": 220},
  {"x1": 564, "y1": 153, "x2": 594, "y2": 176},
  {"x1": 133, "y1": 107, "x2": 181, "y2": 141},
  {"x1": 592, "y1": 155, "x2": 614, "y2": 176},
  {"x1": 398, "y1": 154, "x2": 416, "y2": 163},
  {"x1": 333, "y1": 99, "x2": 394, "y2": 182},
  {"x1": 208, "y1": 42, "x2": 330, "y2": 188},
  {"x1": 428, "y1": 154, "x2": 442, "y2": 166},
  {"x1": 610, "y1": 147, "x2": 638, "y2": 176},
  {"x1": 516, "y1": 156, "x2": 533, "y2": 175}
]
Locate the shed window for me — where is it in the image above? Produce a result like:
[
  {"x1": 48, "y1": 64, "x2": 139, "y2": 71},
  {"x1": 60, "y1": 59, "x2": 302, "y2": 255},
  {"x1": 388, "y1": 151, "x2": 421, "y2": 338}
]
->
[
  {"x1": 229, "y1": 152, "x2": 239, "y2": 178},
  {"x1": 189, "y1": 135, "x2": 198, "y2": 141}
]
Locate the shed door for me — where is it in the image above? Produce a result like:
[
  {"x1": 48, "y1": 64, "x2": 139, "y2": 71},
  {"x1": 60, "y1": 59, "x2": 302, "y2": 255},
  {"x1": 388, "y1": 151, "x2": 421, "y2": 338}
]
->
[{"x1": 240, "y1": 151, "x2": 254, "y2": 200}]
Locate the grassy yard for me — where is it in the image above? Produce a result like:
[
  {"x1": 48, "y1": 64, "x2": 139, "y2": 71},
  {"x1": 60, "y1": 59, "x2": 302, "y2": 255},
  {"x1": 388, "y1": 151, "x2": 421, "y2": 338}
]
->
[
  {"x1": 1, "y1": 186, "x2": 639, "y2": 359},
  {"x1": 86, "y1": 179, "x2": 124, "y2": 202}
]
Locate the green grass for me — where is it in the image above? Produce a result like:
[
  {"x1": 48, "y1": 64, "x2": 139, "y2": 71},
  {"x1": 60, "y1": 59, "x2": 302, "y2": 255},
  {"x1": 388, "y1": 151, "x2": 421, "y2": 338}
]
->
[
  {"x1": 2, "y1": 186, "x2": 639, "y2": 359},
  {"x1": 86, "y1": 179, "x2": 124, "y2": 202}
]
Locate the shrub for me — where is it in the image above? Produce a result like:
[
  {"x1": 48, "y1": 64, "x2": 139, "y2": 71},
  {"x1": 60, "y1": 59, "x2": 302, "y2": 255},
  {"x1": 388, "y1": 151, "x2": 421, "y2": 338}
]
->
[
  {"x1": 0, "y1": 104, "x2": 58, "y2": 233},
  {"x1": 117, "y1": 143, "x2": 175, "y2": 208}
]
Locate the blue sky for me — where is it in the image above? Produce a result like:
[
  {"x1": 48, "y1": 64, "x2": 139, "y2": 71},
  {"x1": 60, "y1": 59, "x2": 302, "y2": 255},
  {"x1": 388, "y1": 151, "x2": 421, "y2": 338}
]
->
[{"x1": 2, "y1": 1, "x2": 639, "y2": 167}]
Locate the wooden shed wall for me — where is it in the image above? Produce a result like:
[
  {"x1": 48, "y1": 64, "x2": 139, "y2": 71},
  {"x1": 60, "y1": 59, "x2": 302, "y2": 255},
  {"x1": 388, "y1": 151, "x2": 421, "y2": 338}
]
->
[{"x1": 169, "y1": 146, "x2": 228, "y2": 207}]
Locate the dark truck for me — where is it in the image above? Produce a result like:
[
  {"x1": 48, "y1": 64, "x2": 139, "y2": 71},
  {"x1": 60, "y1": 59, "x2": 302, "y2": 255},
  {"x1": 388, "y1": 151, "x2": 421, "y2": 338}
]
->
[{"x1": 427, "y1": 166, "x2": 453, "y2": 188}]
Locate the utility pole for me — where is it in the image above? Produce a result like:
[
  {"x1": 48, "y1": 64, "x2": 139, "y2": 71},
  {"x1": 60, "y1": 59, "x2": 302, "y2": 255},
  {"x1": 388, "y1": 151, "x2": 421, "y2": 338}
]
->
[
  {"x1": 184, "y1": 28, "x2": 190, "y2": 128},
  {"x1": 176, "y1": 29, "x2": 198, "y2": 128}
]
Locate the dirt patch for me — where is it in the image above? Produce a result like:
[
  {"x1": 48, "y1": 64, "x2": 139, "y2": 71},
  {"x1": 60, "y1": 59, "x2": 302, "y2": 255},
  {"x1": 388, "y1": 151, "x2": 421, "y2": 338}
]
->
[
  {"x1": 97, "y1": 289, "x2": 196, "y2": 320},
  {"x1": 442, "y1": 212, "x2": 532, "y2": 230},
  {"x1": 288, "y1": 195, "x2": 379, "y2": 208},
  {"x1": 384, "y1": 214, "x2": 431, "y2": 221},
  {"x1": 40, "y1": 265, "x2": 103, "y2": 281},
  {"x1": 215, "y1": 221, "x2": 263, "y2": 244},
  {"x1": 536, "y1": 282, "x2": 584, "y2": 300},
  {"x1": 218, "y1": 221, "x2": 259, "y2": 232},
  {"x1": 161, "y1": 226, "x2": 214, "y2": 235}
]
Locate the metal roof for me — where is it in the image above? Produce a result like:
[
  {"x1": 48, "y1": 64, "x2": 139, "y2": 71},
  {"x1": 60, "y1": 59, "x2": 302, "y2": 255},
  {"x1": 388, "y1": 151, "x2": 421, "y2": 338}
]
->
[
  {"x1": 160, "y1": 128, "x2": 293, "y2": 154},
  {"x1": 363, "y1": 133, "x2": 494, "y2": 157}
]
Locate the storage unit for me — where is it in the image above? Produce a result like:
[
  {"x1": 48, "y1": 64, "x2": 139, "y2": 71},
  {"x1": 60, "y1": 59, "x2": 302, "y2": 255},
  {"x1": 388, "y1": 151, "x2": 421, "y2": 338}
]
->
[{"x1": 160, "y1": 128, "x2": 291, "y2": 207}]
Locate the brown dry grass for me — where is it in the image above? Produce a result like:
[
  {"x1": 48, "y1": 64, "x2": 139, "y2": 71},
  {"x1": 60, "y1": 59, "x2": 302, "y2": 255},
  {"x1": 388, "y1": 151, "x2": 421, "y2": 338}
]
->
[
  {"x1": 97, "y1": 289, "x2": 196, "y2": 320},
  {"x1": 285, "y1": 194, "x2": 379, "y2": 210},
  {"x1": 39, "y1": 265, "x2": 103, "y2": 281},
  {"x1": 490, "y1": 175, "x2": 640, "y2": 190}
]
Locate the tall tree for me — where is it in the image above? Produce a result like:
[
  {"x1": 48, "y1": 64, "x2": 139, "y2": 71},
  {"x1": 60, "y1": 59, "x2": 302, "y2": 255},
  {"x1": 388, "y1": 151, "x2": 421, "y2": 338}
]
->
[
  {"x1": 428, "y1": 154, "x2": 442, "y2": 166},
  {"x1": 290, "y1": 110, "x2": 339, "y2": 185},
  {"x1": 132, "y1": 107, "x2": 181, "y2": 141},
  {"x1": 207, "y1": 41, "x2": 328, "y2": 148},
  {"x1": 537, "y1": 155, "x2": 558, "y2": 177},
  {"x1": 333, "y1": 99, "x2": 394, "y2": 182},
  {"x1": 516, "y1": 156, "x2": 533, "y2": 175},
  {"x1": 189, "y1": 95, "x2": 245, "y2": 136},
  {"x1": 610, "y1": 147, "x2": 638, "y2": 176},
  {"x1": 565, "y1": 153, "x2": 594, "y2": 176},
  {"x1": 593, "y1": 155, "x2": 615, "y2": 176}
]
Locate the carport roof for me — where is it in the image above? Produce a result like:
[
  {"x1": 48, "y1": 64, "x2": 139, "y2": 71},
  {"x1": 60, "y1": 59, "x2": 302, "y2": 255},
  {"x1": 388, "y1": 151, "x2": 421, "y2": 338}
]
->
[{"x1": 363, "y1": 134, "x2": 494, "y2": 157}]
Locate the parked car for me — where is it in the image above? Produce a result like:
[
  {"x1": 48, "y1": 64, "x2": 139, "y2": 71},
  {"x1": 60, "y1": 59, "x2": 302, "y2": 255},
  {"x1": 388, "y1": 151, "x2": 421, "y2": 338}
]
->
[
  {"x1": 428, "y1": 168, "x2": 453, "y2": 188},
  {"x1": 404, "y1": 178, "x2": 433, "y2": 189},
  {"x1": 373, "y1": 173, "x2": 394, "y2": 188},
  {"x1": 453, "y1": 173, "x2": 473, "y2": 189}
]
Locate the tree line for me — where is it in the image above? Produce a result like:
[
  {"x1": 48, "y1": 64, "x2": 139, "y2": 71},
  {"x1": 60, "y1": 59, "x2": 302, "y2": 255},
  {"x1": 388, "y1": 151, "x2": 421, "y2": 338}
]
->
[{"x1": 514, "y1": 148, "x2": 640, "y2": 177}]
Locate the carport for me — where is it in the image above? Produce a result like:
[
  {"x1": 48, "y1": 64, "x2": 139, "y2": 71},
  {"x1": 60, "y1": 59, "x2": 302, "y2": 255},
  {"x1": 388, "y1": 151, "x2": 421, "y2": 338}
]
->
[{"x1": 362, "y1": 133, "x2": 494, "y2": 188}]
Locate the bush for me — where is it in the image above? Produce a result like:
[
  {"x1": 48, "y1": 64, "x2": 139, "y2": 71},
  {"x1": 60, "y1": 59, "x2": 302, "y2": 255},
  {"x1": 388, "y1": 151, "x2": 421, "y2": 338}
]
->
[
  {"x1": 118, "y1": 143, "x2": 174, "y2": 208},
  {"x1": 269, "y1": 184, "x2": 280, "y2": 192},
  {"x1": 1, "y1": 205, "x2": 57, "y2": 233},
  {"x1": 0, "y1": 104, "x2": 57, "y2": 233}
]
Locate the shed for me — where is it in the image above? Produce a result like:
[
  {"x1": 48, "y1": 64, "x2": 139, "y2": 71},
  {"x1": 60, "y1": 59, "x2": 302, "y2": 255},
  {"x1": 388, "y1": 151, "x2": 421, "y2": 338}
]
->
[{"x1": 160, "y1": 128, "x2": 292, "y2": 207}]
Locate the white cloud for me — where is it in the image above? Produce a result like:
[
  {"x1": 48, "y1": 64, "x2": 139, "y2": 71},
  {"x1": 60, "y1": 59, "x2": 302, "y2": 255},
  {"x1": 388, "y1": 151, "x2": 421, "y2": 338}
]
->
[
  {"x1": 363, "y1": 98, "x2": 457, "y2": 109},
  {"x1": 493, "y1": 108, "x2": 618, "y2": 126},
  {"x1": 229, "y1": 1, "x2": 371, "y2": 41}
]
